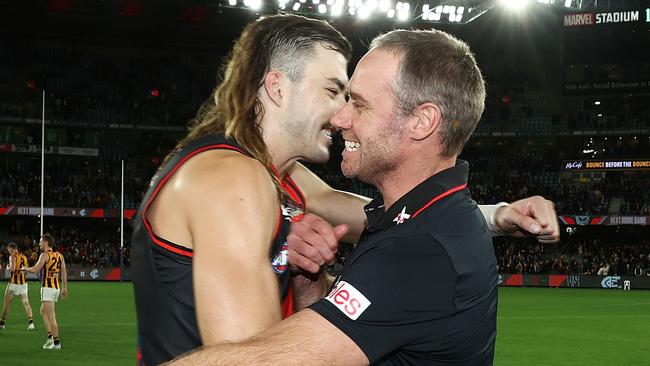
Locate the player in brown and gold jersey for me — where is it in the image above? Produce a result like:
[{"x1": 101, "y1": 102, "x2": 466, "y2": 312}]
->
[
  {"x1": 1, "y1": 242, "x2": 35, "y2": 330},
  {"x1": 22, "y1": 234, "x2": 68, "y2": 350}
]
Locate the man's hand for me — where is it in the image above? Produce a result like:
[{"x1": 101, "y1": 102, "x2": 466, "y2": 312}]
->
[
  {"x1": 287, "y1": 213, "x2": 349, "y2": 274},
  {"x1": 61, "y1": 288, "x2": 68, "y2": 300},
  {"x1": 493, "y1": 196, "x2": 560, "y2": 243}
]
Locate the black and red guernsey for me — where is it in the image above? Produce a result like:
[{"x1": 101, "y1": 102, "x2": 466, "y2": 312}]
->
[{"x1": 131, "y1": 134, "x2": 304, "y2": 366}]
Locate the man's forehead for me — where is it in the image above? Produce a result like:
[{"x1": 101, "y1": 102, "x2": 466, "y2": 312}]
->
[{"x1": 348, "y1": 61, "x2": 396, "y2": 102}]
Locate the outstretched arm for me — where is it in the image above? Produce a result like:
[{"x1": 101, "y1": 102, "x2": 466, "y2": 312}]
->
[
  {"x1": 490, "y1": 196, "x2": 560, "y2": 243},
  {"x1": 22, "y1": 253, "x2": 48, "y2": 273}
]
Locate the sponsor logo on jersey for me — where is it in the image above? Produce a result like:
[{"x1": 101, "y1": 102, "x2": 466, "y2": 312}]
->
[
  {"x1": 281, "y1": 201, "x2": 304, "y2": 223},
  {"x1": 271, "y1": 243, "x2": 289, "y2": 274},
  {"x1": 325, "y1": 280, "x2": 371, "y2": 320}
]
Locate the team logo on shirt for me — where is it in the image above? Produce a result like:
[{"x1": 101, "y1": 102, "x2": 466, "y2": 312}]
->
[
  {"x1": 393, "y1": 206, "x2": 411, "y2": 225},
  {"x1": 325, "y1": 280, "x2": 371, "y2": 320},
  {"x1": 271, "y1": 243, "x2": 289, "y2": 273},
  {"x1": 281, "y1": 202, "x2": 304, "y2": 223}
]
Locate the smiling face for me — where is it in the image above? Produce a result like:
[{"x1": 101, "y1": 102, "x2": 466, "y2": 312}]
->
[
  {"x1": 330, "y1": 49, "x2": 407, "y2": 185},
  {"x1": 282, "y1": 45, "x2": 349, "y2": 164}
]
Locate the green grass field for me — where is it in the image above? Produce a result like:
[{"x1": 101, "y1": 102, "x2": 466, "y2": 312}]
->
[{"x1": 0, "y1": 283, "x2": 648, "y2": 365}]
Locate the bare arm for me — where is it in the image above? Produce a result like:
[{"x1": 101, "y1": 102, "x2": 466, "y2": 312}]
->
[
  {"x1": 166, "y1": 309, "x2": 368, "y2": 366},
  {"x1": 23, "y1": 253, "x2": 48, "y2": 273},
  {"x1": 288, "y1": 162, "x2": 369, "y2": 242},
  {"x1": 60, "y1": 255, "x2": 68, "y2": 299},
  {"x1": 183, "y1": 153, "x2": 282, "y2": 344},
  {"x1": 8, "y1": 254, "x2": 16, "y2": 272}
]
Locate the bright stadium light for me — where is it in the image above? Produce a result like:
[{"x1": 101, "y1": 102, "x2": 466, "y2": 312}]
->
[
  {"x1": 327, "y1": 0, "x2": 334, "y2": 4},
  {"x1": 331, "y1": 6, "x2": 343, "y2": 15},
  {"x1": 594, "y1": 101, "x2": 601, "y2": 105},
  {"x1": 243, "y1": 0, "x2": 251, "y2": 6},
  {"x1": 249, "y1": 0, "x2": 262, "y2": 10},
  {"x1": 318, "y1": 3, "x2": 327, "y2": 13},
  {"x1": 397, "y1": 8, "x2": 409, "y2": 21},
  {"x1": 228, "y1": 0, "x2": 237, "y2": 6},
  {"x1": 564, "y1": 0, "x2": 572, "y2": 7},
  {"x1": 500, "y1": 0, "x2": 530, "y2": 11},
  {"x1": 387, "y1": 8, "x2": 395, "y2": 17},
  {"x1": 457, "y1": 6, "x2": 464, "y2": 14},
  {"x1": 358, "y1": 5, "x2": 371, "y2": 18},
  {"x1": 293, "y1": 2, "x2": 301, "y2": 10},
  {"x1": 368, "y1": 0, "x2": 378, "y2": 11},
  {"x1": 379, "y1": 0, "x2": 391, "y2": 12},
  {"x1": 313, "y1": 0, "x2": 320, "y2": 4}
]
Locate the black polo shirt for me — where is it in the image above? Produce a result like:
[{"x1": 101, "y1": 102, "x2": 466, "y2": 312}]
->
[{"x1": 310, "y1": 160, "x2": 498, "y2": 365}]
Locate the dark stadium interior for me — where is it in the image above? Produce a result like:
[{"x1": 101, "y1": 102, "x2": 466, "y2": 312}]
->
[
  {"x1": 0, "y1": 1, "x2": 649, "y2": 365},
  {"x1": 0, "y1": 0, "x2": 649, "y2": 274}
]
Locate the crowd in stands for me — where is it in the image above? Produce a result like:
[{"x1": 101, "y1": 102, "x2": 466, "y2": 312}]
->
[
  {"x1": 494, "y1": 236, "x2": 650, "y2": 276},
  {"x1": 620, "y1": 175, "x2": 650, "y2": 215},
  {"x1": 0, "y1": 41, "x2": 213, "y2": 129},
  {"x1": 1, "y1": 38, "x2": 649, "y2": 274},
  {"x1": 0, "y1": 222, "x2": 130, "y2": 268},
  {"x1": 0, "y1": 132, "x2": 176, "y2": 209},
  {"x1": 1, "y1": 133, "x2": 648, "y2": 216}
]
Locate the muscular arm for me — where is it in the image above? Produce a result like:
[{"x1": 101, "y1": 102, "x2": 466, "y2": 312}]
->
[
  {"x1": 182, "y1": 153, "x2": 282, "y2": 344},
  {"x1": 166, "y1": 309, "x2": 368, "y2": 366},
  {"x1": 23, "y1": 253, "x2": 48, "y2": 273}
]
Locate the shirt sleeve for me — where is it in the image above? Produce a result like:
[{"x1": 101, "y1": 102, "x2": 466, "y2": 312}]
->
[{"x1": 310, "y1": 234, "x2": 457, "y2": 363}]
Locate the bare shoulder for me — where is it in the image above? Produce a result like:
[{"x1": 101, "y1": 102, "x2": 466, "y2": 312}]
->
[{"x1": 177, "y1": 150, "x2": 277, "y2": 203}]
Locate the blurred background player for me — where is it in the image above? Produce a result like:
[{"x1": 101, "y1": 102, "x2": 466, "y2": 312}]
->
[
  {"x1": 1, "y1": 242, "x2": 35, "y2": 330},
  {"x1": 22, "y1": 234, "x2": 68, "y2": 350}
]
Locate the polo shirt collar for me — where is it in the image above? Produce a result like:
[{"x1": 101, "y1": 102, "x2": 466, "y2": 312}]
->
[{"x1": 363, "y1": 160, "x2": 469, "y2": 232}]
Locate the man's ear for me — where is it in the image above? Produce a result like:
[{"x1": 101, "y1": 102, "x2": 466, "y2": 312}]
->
[
  {"x1": 262, "y1": 70, "x2": 285, "y2": 107},
  {"x1": 408, "y1": 102, "x2": 442, "y2": 141}
]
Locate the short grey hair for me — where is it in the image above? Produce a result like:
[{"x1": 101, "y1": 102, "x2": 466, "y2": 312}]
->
[{"x1": 370, "y1": 29, "x2": 486, "y2": 157}]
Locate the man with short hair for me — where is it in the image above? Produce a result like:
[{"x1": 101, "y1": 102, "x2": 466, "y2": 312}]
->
[
  {"x1": 22, "y1": 234, "x2": 68, "y2": 350},
  {"x1": 1, "y1": 242, "x2": 35, "y2": 331},
  {"x1": 167, "y1": 28, "x2": 509, "y2": 366}
]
